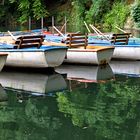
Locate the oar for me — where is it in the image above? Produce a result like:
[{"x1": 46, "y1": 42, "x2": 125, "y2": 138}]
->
[
  {"x1": 92, "y1": 25, "x2": 105, "y2": 35},
  {"x1": 7, "y1": 30, "x2": 17, "y2": 41},
  {"x1": 60, "y1": 20, "x2": 68, "y2": 33},
  {"x1": 115, "y1": 25, "x2": 136, "y2": 38},
  {"x1": 89, "y1": 24, "x2": 100, "y2": 36},
  {"x1": 53, "y1": 26, "x2": 66, "y2": 39},
  {"x1": 84, "y1": 21, "x2": 91, "y2": 33},
  {"x1": 90, "y1": 24, "x2": 110, "y2": 41},
  {"x1": 115, "y1": 25, "x2": 127, "y2": 33}
]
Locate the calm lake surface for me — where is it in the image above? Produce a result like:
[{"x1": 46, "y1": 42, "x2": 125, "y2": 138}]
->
[{"x1": 0, "y1": 60, "x2": 140, "y2": 140}]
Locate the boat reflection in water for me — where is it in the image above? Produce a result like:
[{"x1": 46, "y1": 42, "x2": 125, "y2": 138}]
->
[
  {"x1": 110, "y1": 60, "x2": 140, "y2": 77},
  {"x1": 55, "y1": 64, "x2": 114, "y2": 83},
  {"x1": 0, "y1": 71, "x2": 67, "y2": 95},
  {"x1": 0, "y1": 84, "x2": 7, "y2": 103}
]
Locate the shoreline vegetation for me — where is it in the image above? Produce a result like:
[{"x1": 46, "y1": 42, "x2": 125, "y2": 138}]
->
[{"x1": 0, "y1": 0, "x2": 140, "y2": 33}]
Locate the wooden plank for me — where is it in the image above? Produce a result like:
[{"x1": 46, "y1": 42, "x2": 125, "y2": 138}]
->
[
  {"x1": 14, "y1": 34, "x2": 45, "y2": 49},
  {"x1": 111, "y1": 39, "x2": 129, "y2": 42},
  {"x1": 66, "y1": 37, "x2": 86, "y2": 40},
  {"x1": 68, "y1": 44, "x2": 86, "y2": 48},
  {"x1": 66, "y1": 33, "x2": 88, "y2": 49},
  {"x1": 111, "y1": 36, "x2": 129, "y2": 39},
  {"x1": 17, "y1": 35, "x2": 45, "y2": 39},
  {"x1": 112, "y1": 33, "x2": 131, "y2": 36},
  {"x1": 66, "y1": 40, "x2": 86, "y2": 44},
  {"x1": 111, "y1": 33, "x2": 130, "y2": 45},
  {"x1": 67, "y1": 33, "x2": 85, "y2": 36},
  {"x1": 14, "y1": 43, "x2": 40, "y2": 49},
  {"x1": 15, "y1": 38, "x2": 42, "y2": 44}
]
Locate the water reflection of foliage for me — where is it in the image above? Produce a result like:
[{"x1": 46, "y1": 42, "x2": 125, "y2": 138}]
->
[
  {"x1": 57, "y1": 76, "x2": 140, "y2": 140},
  {"x1": 0, "y1": 91, "x2": 62, "y2": 140}
]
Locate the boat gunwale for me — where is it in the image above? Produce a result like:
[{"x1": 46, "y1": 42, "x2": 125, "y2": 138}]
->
[{"x1": 68, "y1": 46, "x2": 114, "y2": 52}]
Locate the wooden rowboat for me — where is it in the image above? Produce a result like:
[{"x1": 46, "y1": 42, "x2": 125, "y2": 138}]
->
[
  {"x1": 64, "y1": 46, "x2": 114, "y2": 65},
  {"x1": 44, "y1": 33, "x2": 114, "y2": 65},
  {"x1": 0, "y1": 35, "x2": 67, "y2": 68},
  {"x1": 0, "y1": 47, "x2": 67, "y2": 68},
  {"x1": 112, "y1": 46, "x2": 140, "y2": 60},
  {"x1": 89, "y1": 33, "x2": 140, "y2": 60}
]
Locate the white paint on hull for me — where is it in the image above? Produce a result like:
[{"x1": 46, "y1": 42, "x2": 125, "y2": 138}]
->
[
  {"x1": 4, "y1": 49, "x2": 67, "y2": 68},
  {"x1": 0, "y1": 54, "x2": 8, "y2": 71},
  {"x1": 113, "y1": 47, "x2": 140, "y2": 60},
  {"x1": 64, "y1": 48, "x2": 114, "y2": 65}
]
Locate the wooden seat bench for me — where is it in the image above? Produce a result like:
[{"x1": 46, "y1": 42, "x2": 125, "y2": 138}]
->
[
  {"x1": 110, "y1": 33, "x2": 131, "y2": 45},
  {"x1": 65, "y1": 33, "x2": 88, "y2": 49},
  {"x1": 14, "y1": 35, "x2": 45, "y2": 49}
]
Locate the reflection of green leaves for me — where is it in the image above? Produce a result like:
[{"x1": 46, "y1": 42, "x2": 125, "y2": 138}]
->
[
  {"x1": 57, "y1": 77, "x2": 140, "y2": 139},
  {"x1": 0, "y1": 92, "x2": 63, "y2": 140}
]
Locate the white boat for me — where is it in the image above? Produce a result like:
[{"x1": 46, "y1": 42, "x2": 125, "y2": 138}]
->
[
  {"x1": 64, "y1": 46, "x2": 114, "y2": 65},
  {"x1": 0, "y1": 47, "x2": 67, "y2": 68},
  {"x1": 109, "y1": 60, "x2": 140, "y2": 77},
  {"x1": 0, "y1": 53, "x2": 8, "y2": 71},
  {"x1": 89, "y1": 33, "x2": 140, "y2": 60},
  {"x1": 0, "y1": 35, "x2": 67, "y2": 68},
  {"x1": 43, "y1": 34, "x2": 114, "y2": 65},
  {"x1": 112, "y1": 46, "x2": 140, "y2": 60},
  {"x1": 0, "y1": 71, "x2": 67, "y2": 94},
  {"x1": 55, "y1": 64, "x2": 114, "y2": 83}
]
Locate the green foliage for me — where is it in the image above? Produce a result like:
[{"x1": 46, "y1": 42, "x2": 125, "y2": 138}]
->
[
  {"x1": 85, "y1": 0, "x2": 111, "y2": 24},
  {"x1": 69, "y1": 1, "x2": 85, "y2": 32},
  {"x1": 9, "y1": 0, "x2": 49, "y2": 24},
  {"x1": 32, "y1": 0, "x2": 48, "y2": 20},
  {"x1": 103, "y1": 2, "x2": 130, "y2": 31},
  {"x1": 132, "y1": 2, "x2": 140, "y2": 27}
]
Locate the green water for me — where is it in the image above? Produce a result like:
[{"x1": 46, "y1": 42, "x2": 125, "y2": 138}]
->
[{"x1": 0, "y1": 64, "x2": 140, "y2": 140}]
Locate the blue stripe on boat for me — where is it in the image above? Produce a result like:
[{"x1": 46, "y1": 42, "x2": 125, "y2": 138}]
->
[{"x1": 0, "y1": 44, "x2": 67, "y2": 52}]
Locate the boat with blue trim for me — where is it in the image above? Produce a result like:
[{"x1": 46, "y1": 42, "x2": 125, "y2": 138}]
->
[
  {"x1": 0, "y1": 35, "x2": 67, "y2": 68},
  {"x1": 88, "y1": 33, "x2": 140, "y2": 60},
  {"x1": 43, "y1": 33, "x2": 114, "y2": 65}
]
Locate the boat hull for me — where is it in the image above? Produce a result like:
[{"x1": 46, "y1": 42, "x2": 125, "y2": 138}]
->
[
  {"x1": 0, "y1": 54, "x2": 8, "y2": 71},
  {"x1": 113, "y1": 46, "x2": 140, "y2": 60},
  {"x1": 88, "y1": 37, "x2": 140, "y2": 60},
  {"x1": 2, "y1": 49, "x2": 67, "y2": 68},
  {"x1": 64, "y1": 47, "x2": 114, "y2": 65}
]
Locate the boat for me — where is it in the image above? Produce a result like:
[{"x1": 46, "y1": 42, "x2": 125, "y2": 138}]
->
[
  {"x1": 0, "y1": 53, "x2": 8, "y2": 71},
  {"x1": 109, "y1": 60, "x2": 140, "y2": 77},
  {"x1": 0, "y1": 35, "x2": 68, "y2": 68},
  {"x1": 55, "y1": 64, "x2": 114, "y2": 83},
  {"x1": 63, "y1": 46, "x2": 114, "y2": 65},
  {"x1": 89, "y1": 33, "x2": 140, "y2": 60},
  {"x1": 0, "y1": 71, "x2": 67, "y2": 94},
  {"x1": 44, "y1": 33, "x2": 114, "y2": 65}
]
